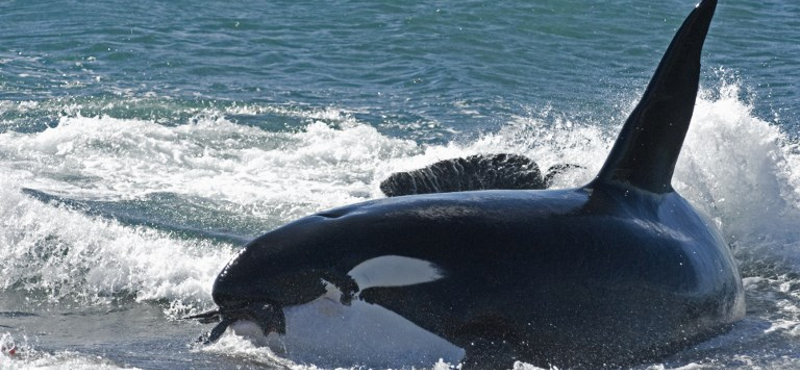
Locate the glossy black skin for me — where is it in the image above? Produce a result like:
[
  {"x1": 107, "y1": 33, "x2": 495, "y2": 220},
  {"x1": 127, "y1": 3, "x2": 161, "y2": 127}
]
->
[
  {"x1": 213, "y1": 182, "x2": 744, "y2": 368},
  {"x1": 207, "y1": 0, "x2": 745, "y2": 368}
]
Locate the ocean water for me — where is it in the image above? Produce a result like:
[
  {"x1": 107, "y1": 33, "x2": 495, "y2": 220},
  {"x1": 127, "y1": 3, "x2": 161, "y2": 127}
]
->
[{"x1": 1, "y1": 0, "x2": 799, "y2": 369}]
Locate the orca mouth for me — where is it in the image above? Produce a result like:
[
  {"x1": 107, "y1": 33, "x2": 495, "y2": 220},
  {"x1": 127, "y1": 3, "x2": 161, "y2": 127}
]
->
[{"x1": 186, "y1": 302, "x2": 286, "y2": 344}]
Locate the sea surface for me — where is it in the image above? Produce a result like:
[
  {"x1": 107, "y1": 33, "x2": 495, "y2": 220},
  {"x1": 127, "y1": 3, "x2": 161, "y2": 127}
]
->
[{"x1": 1, "y1": 0, "x2": 799, "y2": 369}]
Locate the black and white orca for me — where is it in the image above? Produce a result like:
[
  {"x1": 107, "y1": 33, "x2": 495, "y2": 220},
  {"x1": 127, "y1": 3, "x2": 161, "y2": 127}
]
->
[{"x1": 191, "y1": 0, "x2": 744, "y2": 368}]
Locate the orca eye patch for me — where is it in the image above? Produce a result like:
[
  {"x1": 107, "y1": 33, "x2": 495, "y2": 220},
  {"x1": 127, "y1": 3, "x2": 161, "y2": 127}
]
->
[{"x1": 347, "y1": 255, "x2": 445, "y2": 291}]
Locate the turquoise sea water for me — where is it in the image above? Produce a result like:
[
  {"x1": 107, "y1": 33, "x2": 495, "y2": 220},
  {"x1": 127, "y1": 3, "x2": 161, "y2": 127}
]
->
[{"x1": 1, "y1": 0, "x2": 799, "y2": 369}]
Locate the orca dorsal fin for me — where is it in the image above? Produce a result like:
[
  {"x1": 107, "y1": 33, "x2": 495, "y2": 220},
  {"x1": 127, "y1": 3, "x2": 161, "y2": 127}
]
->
[{"x1": 592, "y1": 0, "x2": 717, "y2": 194}]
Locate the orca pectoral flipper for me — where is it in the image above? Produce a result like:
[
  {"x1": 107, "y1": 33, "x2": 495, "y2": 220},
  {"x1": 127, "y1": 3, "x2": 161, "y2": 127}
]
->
[
  {"x1": 593, "y1": 0, "x2": 717, "y2": 193},
  {"x1": 201, "y1": 319, "x2": 232, "y2": 344}
]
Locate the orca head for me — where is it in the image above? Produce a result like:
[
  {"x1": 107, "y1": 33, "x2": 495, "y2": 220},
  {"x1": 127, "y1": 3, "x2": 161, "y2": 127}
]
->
[
  {"x1": 201, "y1": 239, "x2": 359, "y2": 344},
  {"x1": 200, "y1": 243, "x2": 462, "y2": 366},
  {"x1": 201, "y1": 227, "x2": 450, "y2": 347}
]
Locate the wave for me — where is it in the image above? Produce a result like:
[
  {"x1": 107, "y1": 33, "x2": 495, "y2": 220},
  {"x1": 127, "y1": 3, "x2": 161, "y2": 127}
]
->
[{"x1": 0, "y1": 171, "x2": 232, "y2": 312}]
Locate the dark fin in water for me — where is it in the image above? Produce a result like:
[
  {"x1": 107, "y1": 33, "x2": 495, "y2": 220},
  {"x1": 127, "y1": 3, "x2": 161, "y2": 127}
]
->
[
  {"x1": 184, "y1": 309, "x2": 222, "y2": 324},
  {"x1": 200, "y1": 319, "x2": 232, "y2": 344},
  {"x1": 592, "y1": 0, "x2": 717, "y2": 193},
  {"x1": 380, "y1": 153, "x2": 545, "y2": 197}
]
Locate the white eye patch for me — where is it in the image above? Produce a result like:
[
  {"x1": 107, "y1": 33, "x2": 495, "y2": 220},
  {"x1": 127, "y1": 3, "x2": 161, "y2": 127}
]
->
[{"x1": 347, "y1": 255, "x2": 445, "y2": 291}]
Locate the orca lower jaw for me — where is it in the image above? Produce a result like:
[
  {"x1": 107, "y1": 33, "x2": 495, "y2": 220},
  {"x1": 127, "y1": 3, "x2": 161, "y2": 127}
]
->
[{"x1": 190, "y1": 302, "x2": 285, "y2": 344}]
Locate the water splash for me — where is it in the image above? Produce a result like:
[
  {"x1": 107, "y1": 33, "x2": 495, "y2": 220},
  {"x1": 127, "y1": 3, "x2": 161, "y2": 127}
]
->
[{"x1": 0, "y1": 173, "x2": 232, "y2": 311}]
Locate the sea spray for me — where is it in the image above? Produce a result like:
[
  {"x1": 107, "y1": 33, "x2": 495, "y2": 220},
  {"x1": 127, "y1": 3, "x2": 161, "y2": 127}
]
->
[
  {"x1": 678, "y1": 83, "x2": 800, "y2": 272},
  {"x1": 0, "y1": 173, "x2": 232, "y2": 312}
]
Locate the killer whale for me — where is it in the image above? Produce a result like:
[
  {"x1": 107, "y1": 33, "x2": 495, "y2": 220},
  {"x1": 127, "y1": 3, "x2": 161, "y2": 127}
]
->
[{"x1": 192, "y1": 0, "x2": 744, "y2": 368}]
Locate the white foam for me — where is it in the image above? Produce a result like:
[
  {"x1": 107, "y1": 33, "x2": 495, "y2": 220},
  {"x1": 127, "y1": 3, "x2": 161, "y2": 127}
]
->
[
  {"x1": 676, "y1": 82, "x2": 800, "y2": 269},
  {"x1": 0, "y1": 112, "x2": 418, "y2": 216},
  {"x1": 0, "y1": 172, "x2": 233, "y2": 311}
]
